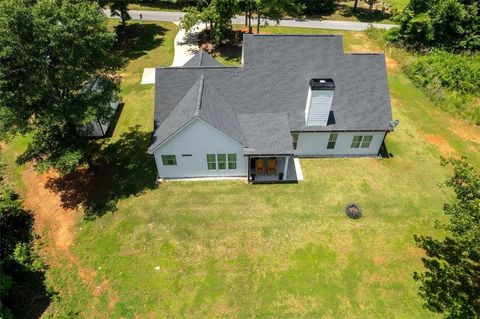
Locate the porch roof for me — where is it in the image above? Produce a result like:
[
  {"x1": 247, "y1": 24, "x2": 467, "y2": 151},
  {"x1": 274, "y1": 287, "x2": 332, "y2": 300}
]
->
[{"x1": 238, "y1": 113, "x2": 294, "y2": 155}]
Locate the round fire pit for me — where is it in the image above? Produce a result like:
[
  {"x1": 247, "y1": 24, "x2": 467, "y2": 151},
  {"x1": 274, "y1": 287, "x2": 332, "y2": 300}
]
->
[{"x1": 345, "y1": 203, "x2": 362, "y2": 219}]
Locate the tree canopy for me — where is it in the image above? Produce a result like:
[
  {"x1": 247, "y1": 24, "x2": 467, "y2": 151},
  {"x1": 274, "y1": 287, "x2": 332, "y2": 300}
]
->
[
  {"x1": 413, "y1": 158, "x2": 480, "y2": 318},
  {"x1": 390, "y1": 0, "x2": 480, "y2": 52},
  {"x1": 0, "y1": 0, "x2": 121, "y2": 174}
]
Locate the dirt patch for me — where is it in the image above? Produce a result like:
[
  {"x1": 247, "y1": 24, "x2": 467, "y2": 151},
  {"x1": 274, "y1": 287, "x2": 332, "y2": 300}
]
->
[
  {"x1": 424, "y1": 134, "x2": 457, "y2": 156},
  {"x1": 385, "y1": 56, "x2": 398, "y2": 72},
  {"x1": 407, "y1": 245, "x2": 425, "y2": 258},
  {"x1": 373, "y1": 255, "x2": 386, "y2": 266},
  {"x1": 450, "y1": 123, "x2": 480, "y2": 145},
  {"x1": 349, "y1": 32, "x2": 378, "y2": 52},
  {"x1": 390, "y1": 97, "x2": 404, "y2": 108},
  {"x1": 21, "y1": 166, "x2": 118, "y2": 310},
  {"x1": 23, "y1": 168, "x2": 79, "y2": 250}
]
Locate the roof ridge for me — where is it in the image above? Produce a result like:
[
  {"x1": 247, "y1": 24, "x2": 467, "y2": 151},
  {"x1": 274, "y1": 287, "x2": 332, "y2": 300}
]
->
[
  {"x1": 198, "y1": 50, "x2": 204, "y2": 66},
  {"x1": 195, "y1": 75, "x2": 205, "y2": 116},
  {"x1": 158, "y1": 66, "x2": 240, "y2": 70},
  {"x1": 346, "y1": 52, "x2": 384, "y2": 55}
]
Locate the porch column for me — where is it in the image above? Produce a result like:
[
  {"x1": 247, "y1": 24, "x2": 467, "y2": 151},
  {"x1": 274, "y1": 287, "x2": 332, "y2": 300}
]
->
[{"x1": 283, "y1": 156, "x2": 289, "y2": 179}]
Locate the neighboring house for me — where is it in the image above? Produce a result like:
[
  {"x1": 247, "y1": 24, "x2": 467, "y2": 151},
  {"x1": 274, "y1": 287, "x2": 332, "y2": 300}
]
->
[
  {"x1": 148, "y1": 34, "x2": 395, "y2": 183},
  {"x1": 82, "y1": 78, "x2": 121, "y2": 137},
  {"x1": 85, "y1": 98, "x2": 120, "y2": 137}
]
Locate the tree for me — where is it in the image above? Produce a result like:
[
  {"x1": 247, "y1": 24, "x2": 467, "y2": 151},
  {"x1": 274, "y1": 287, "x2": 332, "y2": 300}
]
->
[
  {"x1": 413, "y1": 158, "x2": 480, "y2": 318},
  {"x1": 353, "y1": 0, "x2": 359, "y2": 10},
  {"x1": 389, "y1": 0, "x2": 480, "y2": 52},
  {"x1": 180, "y1": 0, "x2": 238, "y2": 43},
  {"x1": 365, "y1": 0, "x2": 377, "y2": 9},
  {"x1": 253, "y1": 0, "x2": 302, "y2": 34},
  {"x1": 109, "y1": 0, "x2": 131, "y2": 28},
  {"x1": 0, "y1": 0, "x2": 120, "y2": 174}
]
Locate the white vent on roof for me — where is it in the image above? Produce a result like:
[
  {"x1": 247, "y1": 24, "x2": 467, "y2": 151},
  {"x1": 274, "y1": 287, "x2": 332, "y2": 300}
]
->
[{"x1": 305, "y1": 79, "x2": 335, "y2": 127}]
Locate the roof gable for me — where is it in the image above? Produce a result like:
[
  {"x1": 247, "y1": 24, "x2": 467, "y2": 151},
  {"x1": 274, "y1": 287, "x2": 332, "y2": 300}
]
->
[
  {"x1": 183, "y1": 49, "x2": 224, "y2": 67},
  {"x1": 148, "y1": 76, "x2": 203, "y2": 152}
]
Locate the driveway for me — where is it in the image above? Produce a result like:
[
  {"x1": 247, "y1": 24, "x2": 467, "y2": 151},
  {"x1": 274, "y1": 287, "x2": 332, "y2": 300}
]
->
[{"x1": 103, "y1": 9, "x2": 396, "y2": 31}]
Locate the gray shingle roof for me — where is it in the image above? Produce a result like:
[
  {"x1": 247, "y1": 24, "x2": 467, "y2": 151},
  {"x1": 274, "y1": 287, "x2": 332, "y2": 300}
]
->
[
  {"x1": 183, "y1": 49, "x2": 224, "y2": 67},
  {"x1": 151, "y1": 34, "x2": 393, "y2": 153},
  {"x1": 238, "y1": 113, "x2": 294, "y2": 155},
  {"x1": 148, "y1": 76, "x2": 203, "y2": 152},
  {"x1": 149, "y1": 75, "x2": 247, "y2": 152}
]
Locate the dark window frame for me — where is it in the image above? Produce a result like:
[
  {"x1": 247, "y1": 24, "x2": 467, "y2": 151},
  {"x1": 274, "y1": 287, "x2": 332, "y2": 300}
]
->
[{"x1": 161, "y1": 155, "x2": 177, "y2": 166}]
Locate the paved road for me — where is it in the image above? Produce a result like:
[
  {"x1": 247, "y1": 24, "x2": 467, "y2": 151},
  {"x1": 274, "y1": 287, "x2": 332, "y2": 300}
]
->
[{"x1": 103, "y1": 9, "x2": 396, "y2": 31}]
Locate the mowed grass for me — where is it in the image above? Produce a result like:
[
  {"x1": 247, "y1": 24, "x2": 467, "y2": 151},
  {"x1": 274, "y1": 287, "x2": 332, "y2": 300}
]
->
[
  {"x1": 70, "y1": 26, "x2": 479, "y2": 318},
  {"x1": 2, "y1": 22, "x2": 479, "y2": 317}
]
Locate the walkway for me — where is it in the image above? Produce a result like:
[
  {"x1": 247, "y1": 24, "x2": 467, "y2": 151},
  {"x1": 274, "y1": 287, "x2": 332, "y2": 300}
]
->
[
  {"x1": 102, "y1": 9, "x2": 396, "y2": 31},
  {"x1": 171, "y1": 22, "x2": 203, "y2": 67},
  {"x1": 141, "y1": 22, "x2": 203, "y2": 84}
]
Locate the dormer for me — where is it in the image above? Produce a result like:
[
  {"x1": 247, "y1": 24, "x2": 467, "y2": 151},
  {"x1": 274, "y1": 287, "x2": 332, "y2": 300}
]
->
[{"x1": 304, "y1": 78, "x2": 335, "y2": 126}]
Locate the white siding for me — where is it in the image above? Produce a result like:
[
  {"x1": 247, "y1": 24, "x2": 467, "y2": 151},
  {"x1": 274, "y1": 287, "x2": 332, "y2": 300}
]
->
[
  {"x1": 294, "y1": 131, "x2": 386, "y2": 156},
  {"x1": 152, "y1": 118, "x2": 248, "y2": 178},
  {"x1": 305, "y1": 89, "x2": 334, "y2": 126}
]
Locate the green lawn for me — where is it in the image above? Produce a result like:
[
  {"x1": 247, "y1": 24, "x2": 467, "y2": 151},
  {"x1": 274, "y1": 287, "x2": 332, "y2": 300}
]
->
[
  {"x1": 2, "y1": 21, "x2": 480, "y2": 318},
  {"x1": 73, "y1": 25, "x2": 478, "y2": 317}
]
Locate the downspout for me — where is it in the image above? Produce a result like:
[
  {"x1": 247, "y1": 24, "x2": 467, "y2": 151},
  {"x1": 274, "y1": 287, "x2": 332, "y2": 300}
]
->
[
  {"x1": 378, "y1": 131, "x2": 388, "y2": 157},
  {"x1": 247, "y1": 156, "x2": 251, "y2": 183}
]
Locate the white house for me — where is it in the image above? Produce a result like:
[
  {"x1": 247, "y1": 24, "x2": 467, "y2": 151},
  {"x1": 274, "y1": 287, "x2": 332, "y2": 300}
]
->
[{"x1": 148, "y1": 35, "x2": 395, "y2": 183}]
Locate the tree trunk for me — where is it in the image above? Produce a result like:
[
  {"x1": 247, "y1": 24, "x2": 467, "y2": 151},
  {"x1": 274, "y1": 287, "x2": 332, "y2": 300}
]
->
[
  {"x1": 256, "y1": 8, "x2": 261, "y2": 34},
  {"x1": 245, "y1": 8, "x2": 248, "y2": 27},
  {"x1": 353, "y1": 0, "x2": 359, "y2": 10},
  {"x1": 121, "y1": 12, "x2": 126, "y2": 28},
  {"x1": 248, "y1": 8, "x2": 252, "y2": 33}
]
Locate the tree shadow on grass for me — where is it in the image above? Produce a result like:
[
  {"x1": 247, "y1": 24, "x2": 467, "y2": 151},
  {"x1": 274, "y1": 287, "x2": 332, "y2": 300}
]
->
[
  {"x1": 336, "y1": 4, "x2": 393, "y2": 23},
  {"x1": 7, "y1": 264, "x2": 52, "y2": 319},
  {"x1": 45, "y1": 126, "x2": 157, "y2": 220},
  {"x1": 113, "y1": 23, "x2": 168, "y2": 61}
]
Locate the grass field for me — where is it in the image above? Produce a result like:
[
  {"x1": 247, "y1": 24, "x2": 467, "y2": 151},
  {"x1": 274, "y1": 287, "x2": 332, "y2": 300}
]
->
[{"x1": 1, "y1": 21, "x2": 479, "y2": 318}]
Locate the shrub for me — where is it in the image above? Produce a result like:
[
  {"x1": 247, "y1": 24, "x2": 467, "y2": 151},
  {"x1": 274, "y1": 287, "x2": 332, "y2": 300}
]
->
[
  {"x1": 403, "y1": 51, "x2": 480, "y2": 124},
  {"x1": 390, "y1": 0, "x2": 480, "y2": 52}
]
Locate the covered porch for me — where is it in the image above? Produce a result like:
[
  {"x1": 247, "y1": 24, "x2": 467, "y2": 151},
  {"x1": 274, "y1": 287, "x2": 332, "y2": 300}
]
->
[{"x1": 248, "y1": 156, "x2": 299, "y2": 184}]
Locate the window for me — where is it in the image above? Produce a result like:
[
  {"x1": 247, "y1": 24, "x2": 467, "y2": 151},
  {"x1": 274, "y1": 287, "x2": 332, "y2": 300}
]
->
[
  {"x1": 291, "y1": 133, "x2": 299, "y2": 150},
  {"x1": 351, "y1": 135, "x2": 366, "y2": 148},
  {"x1": 351, "y1": 136, "x2": 363, "y2": 148},
  {"x1": 182, "y1": 154, "x2": 192, "y2": 157},
  {"x1": 207, "y1": 154, "x2": 216, "y2": 170},
  {"x1": 161, "y1": 155, "x2": 177, "y2": 166},
  {"x1": 327, "y1": 133, "x2": 338, "y2": 149},
  {"x1": 361, "y1": 135, "x2": 373, "y2": 148},
  {"x1": 217, "y1": 154, "x2": 226, "y2": 169},
  {"x1": 228, "y1": 154, "x2": 237, "y2": 169},
  {"x1": 351, "y1": 135, "x2": 374, "y2": 149},
  {"x1": 207, "y1": 153, "x2": 237, "y2": 170}
]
